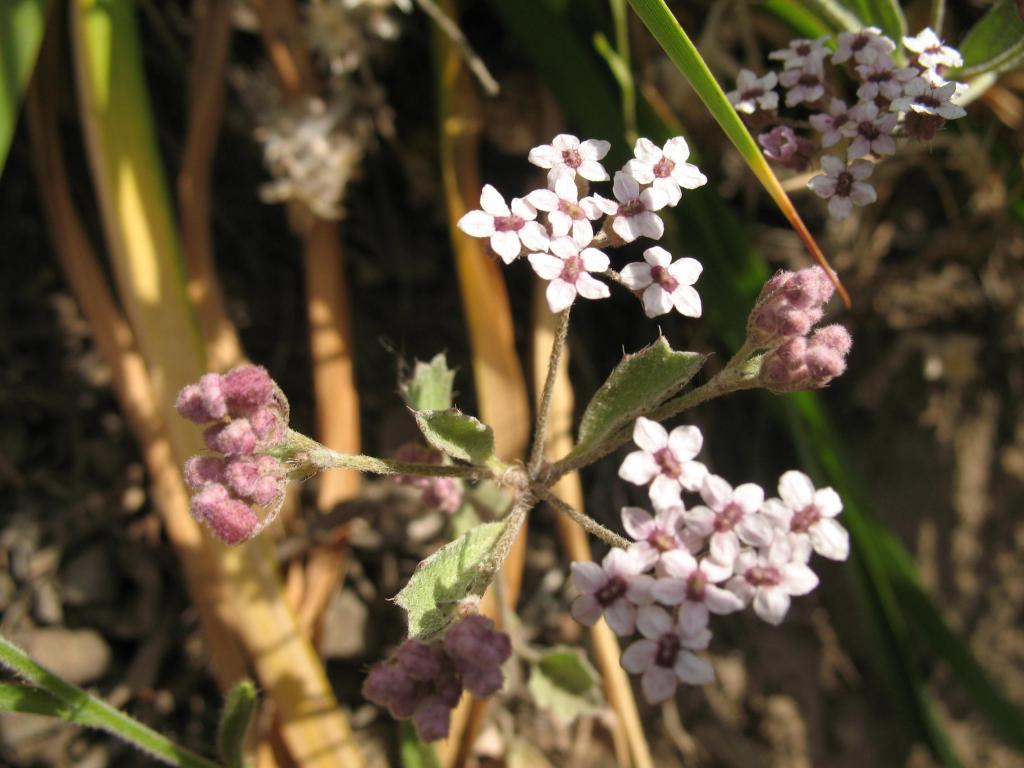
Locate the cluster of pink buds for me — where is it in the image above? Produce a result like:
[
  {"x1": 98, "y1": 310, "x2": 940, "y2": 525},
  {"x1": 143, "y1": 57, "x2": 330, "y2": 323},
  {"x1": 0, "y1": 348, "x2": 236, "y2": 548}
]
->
[
  {"x1": 175, "y1": 366, "x2": 290, "y2": 544},
  {"x1": 727, "y1": 28, "x2": 967, "y2": 220},
  {"x1": 362, "y1": 614, "x2": 512, "y2": 741},
  {"x1": 747, "y1": 267, "x2": 852, "y2": 391},
  {"x1": 392, "y1": 443, "x2": 462, "y2": 513},
  {"x1": 457, "y1": 134, "x2": 705, "y2": 319},
  {"x1": 571, "y1": 418, "x2": 848, "y2": 704}
]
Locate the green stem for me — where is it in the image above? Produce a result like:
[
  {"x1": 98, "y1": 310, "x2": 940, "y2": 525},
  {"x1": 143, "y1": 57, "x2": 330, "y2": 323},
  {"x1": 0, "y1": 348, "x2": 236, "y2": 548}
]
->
[
  {"x1": 0, "y1": 634, "x2": 222, "y2": 768},
  {"x1": 538, "y1": 489, "x2": 630, "y2": 549},
  {"x1": 529, "y1": 307, "x2": 571, "y2": 478}
]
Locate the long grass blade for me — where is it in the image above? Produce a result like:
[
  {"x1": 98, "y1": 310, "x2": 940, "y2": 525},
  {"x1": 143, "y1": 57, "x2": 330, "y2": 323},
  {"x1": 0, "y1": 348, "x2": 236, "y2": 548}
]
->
[{"x1": 0, "y1": 0, "x2": 49, "y2": 176}]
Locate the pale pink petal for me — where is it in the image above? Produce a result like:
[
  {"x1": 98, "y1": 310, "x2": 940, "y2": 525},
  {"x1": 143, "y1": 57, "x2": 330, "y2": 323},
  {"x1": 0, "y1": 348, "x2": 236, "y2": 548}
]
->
[
  {"x1": 553, "y1": 175, "x2": 579, "y2": 201},
  {"x1": 809, "y1": 518, "x2": 849, "y2": 560},
  {"x1": 683, "y1": 505, "x2": 715, "y2": 537},
  {"x1": 578, "y1": 138, "x2": 610, "y2": 159},
  {"x1": 510, "y1": 197, "x2": 537, "y2": 220},
  {"x1": 570, "y1": 219, "x2": 594, "y2": 245},
  {"x1": 571, "y1": 594, "x2": 602, "y2": 625},
  {"x1": 849, "y1": 182, "x2": 877, "y2": 206},
  {"x1": 828, "y1": 195, "x2": 854, "y2": 220},
  {"x1": 619, "y1": 261, "x2": 654, "y2": 289},
  {"x1": 528, "y1": 253, "x2": 564, "y2": 280},
  {"x1": 650, "y1": 475, "x2": 683, "y2": 511},
  {"x1": 673, "y1": 286, "x2": 702, "y2": 318},
  {"x1": 552, "y1": 134, "x2": 581, "y2": 151},
  {"x1": 671, "y1": 163, "x2": 707, "y2": 189},
  {"x1": 603, "y1": 599, "x2": 636, "y2": 636},
  {"x1": 546, "y1": 279, "x2": 577, "y2": 312},
  {"x1": 680, "y1": 625, "x2": 712, "y2": 651},
  {"x1": 575, "y1": 273, "x2": 610, "y2": 301},
  {"x1": 518, "y1": 221, "x2": 550, "y2": 252},
  {"x1": 613, "y1": 172, "x2": 639, "y2": 203},
  {"x1": 626, "y1": 574, "x2": 656, "y2": 604},
  {"x1": 612, "y1": 214, "x2": 643, "y2": 243},
  {"x1": 633, "y1": 137, "x2": 662, "y2": 164},
  {"x1": 640, "y1": 187, "x2": 669, "y2": 212},
  {"x1": 814, "y1": 487, "x2": 843, "y2": 517},
  {"x1": 726, "y1": 576, "x2": 756, "y2": 605},
  {"x1": 700, "y1": 556, "x2": 733, "y2": 584},
  {"x1": 634, "y1": 211, "x2": 665, "y2": 240},
  {"x1": 674, "y1": 653, "x2": 714, "y2": 685},
  {"x1": 701, "y1": 474, "x2": 733, "y2": 511},
  {"x1": 753, "y1": 587, "x2": 791, "y2": 625},
  {"x1": 633, "y1": 417, "x2": 668, "y2": 452},
  {"x1": 546, "y1": 210, "x2": 571, "y2": 237},
  {"x1": 571, "y1": 561, "x2": 606, "y2": 594},
  {"x1": 781, "y1": 562, "x2": 819, "y2": 595},
  {"x1": 549, "y1": 236, "x2": 580, "y2": 259},
  {"x1": 580, "y1": 248, "x2": 610, "y2": 272},
  {"x1": 622, "y1": 506, "x2": 654, "y2": 541},
  {"x1": 621, "y1": 639, "x2": 657, "y2": 673},
  {"x1": 591, "y1": 193, "x2": 619, "y2": 216},
  {"x1": 525, "y1": 188, "x2": 559, "y2": 211},
  {"x1": 625, "y1": 158, "x2": 655, "y2": 184},
  {"x1": 678, "y1": 601, "x2": 710, "y2": 635},
  {"x1": 733, "y1": 483, "x2": 765, "y2": 513},
  {"x1": 637, "y1": 604, "x2": 674, "y2": 638},
  {"x1": 808, "y1": 175, "x2": 839, "y2": 199},
  {"x1": 659, "y1": 549, "x2": 697, "y2": 579},
  {"x1": 736, "y1": 514, "x2": 774, "y2": 547},
  {"x1": 641, "y1": 668, "x2": 678, "y2": 703},
  {"x1": 668, "y1": 425, "x2": 703, "y2": 461},
  {"x1": 490, "y1": 231, "x2": 522, "y2": 263},
  {"x1": 619, "y1": 451, "x2": 660, "y2": 485},
  {"x1": 654, "y1": 181, "x2": 681, "y2": 207},
  {"x1": 642, "y1": 285, "x2": 673, "y2": 318},
  {"x1": 760, "y1": 498, "x2": 792, "y2": 527},
  {"x1": 663, "y1": 137, "x2": 690, "y2": 162},
  {"x1": 705, "y1": 584, "x2": 744, "y2": 614},
  {"x1": 528, "y1": 144, "x2": 560, "y2": 169},
  {"x1": 643, "y1": 246, "x2": 672, "y2": 268},
  {"x1": 479, "y1": 184, "x2": 509, "y2": 216},
  {"x1": 778, "y1": 470, "x2": 814, "y2": 509},
  {"x1": 578, "y1": 160, "x2": 610, "y2": 182},
  {"x1": 710, "y1": 530, "x2": 740, "y2": 565},
  {"x1": 678, "y1": 460, "x2": 708, "y2": 491},
  {"x1": 457, "y1": 210, "x2": 494, "y2": 237},
  {"x1": 668, "y1": 256, "x2": 702, "y2": 285}
]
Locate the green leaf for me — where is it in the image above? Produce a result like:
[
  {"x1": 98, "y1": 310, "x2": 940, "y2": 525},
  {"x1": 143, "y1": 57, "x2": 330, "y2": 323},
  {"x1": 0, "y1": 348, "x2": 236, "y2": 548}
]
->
[
  {"x1": 0, "y1": 0, "x2": 49, "y2": 177},
  {"x1": 218, "y1": 679, "x2": 258, "y2": 768},
  {"x1": 394, "y1": 521, "x2": 507, "y2": 639},
  {"x1": 528, "y1": 647, "x2": 603, "y2": 723},
  {"x1": 956, "y1": 0, "x2": 1024, "y2": 77},
  {"x1": 566, "y1": 337, "x2": 704, "y2": 463},
  {"x1": 0, "y1": 683, "x2": 105, "y2": 726},
  {"x1": 414, "y1": 409, "x2": 495, "y2": 465},
  {"x1": 401, "y1": 353, "x2": 456, "y2": 411},
  {"x1": 401, "y1": 721, "x2": 442, "y2": 768},
  {"x1": 843, "y1": 0, "x2": 906, "y2": 39},
  {"x1": 758, "y1": 0, "x2": 839, "y2": 37}
]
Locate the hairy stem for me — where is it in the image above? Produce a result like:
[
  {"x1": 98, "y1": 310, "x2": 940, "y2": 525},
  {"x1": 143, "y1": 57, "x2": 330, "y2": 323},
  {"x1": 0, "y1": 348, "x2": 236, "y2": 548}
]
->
[
  {"x1": 0, "y1": 634, "x2": 221, "y2": 768},
  {"x1": 529, "y1": 308, "x2": 571, "y2": 477},
  {"x1": 539, "y1": 490, "x2": 630, "y2": 550}
]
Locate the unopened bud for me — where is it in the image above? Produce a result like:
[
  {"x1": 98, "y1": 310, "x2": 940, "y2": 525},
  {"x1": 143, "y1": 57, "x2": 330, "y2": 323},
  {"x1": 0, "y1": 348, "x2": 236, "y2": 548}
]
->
[
  {"x1": 205, "y1": 419, "x2": 258, "y2": 456},
  {"x1": 222, "y1": 366, "x2": 275, "y2": 414},
  {"x1": 183, "y1": 456, "x2": 226, "y2": 489}
]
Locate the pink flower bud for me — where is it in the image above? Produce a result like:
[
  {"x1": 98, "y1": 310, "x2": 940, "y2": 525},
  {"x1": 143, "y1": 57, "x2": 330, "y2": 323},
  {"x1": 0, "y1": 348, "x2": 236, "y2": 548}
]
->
[
  {"x1": 443, "y1": 615, "x2": 512, "y2": 697},
  {"x1": 776, "y1": 306, "x2": 819, "y2": 337},
  {"x1": 199, "y1": 374, "x2": 228, "y2": 419},
  {"x1": 805, "y1": 346, "x2": 847, "y2": 383},
  {"x1": 222, "y1": 366, "x2": 274, "y2": 414},
  {"x1": 175, "y1": 377, "x2": 226, "y2": 423},
  {"x1": 183, "y1": 456, "x2": 226, "y2": 488},
  {"x1": 811, "y1": 324, "x2": 853, "y2": 355},
  {"x1": 362, "y1": 664, "x2": 419, "y2": 719},
  {"x1": 189, "y1": 484, "x2": 259, "y2": 545},
  {"x1": 205, "y1": 419, "x2": 257, "y2": 455},
  {"x1": 225, "y1": 456, "x2": 286, "y2": 506},
  {"x1": 782, "y1": 267, "x2": 832, "y2": 309},
  {"x1": 422, "y1": 477, "x2": 461, "y2": 514},
  {"x1": 397, "y1": 641, "x2": 445, "y2": 682},
  {"x1": 774, "y1": 337, "x2": 807, "y2": 368},
  {"x1": 413, "y1": 696, "x2": 452, "y2": 742},
  {"x1": 248, "y1": 406, "x2": 285, "y2": 443}
]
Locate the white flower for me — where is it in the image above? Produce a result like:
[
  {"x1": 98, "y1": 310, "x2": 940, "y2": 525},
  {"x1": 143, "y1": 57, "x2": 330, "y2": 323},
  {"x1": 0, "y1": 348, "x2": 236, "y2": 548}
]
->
[
  {"x1": 618, "y1": 418, "x2": 708, "y2": 509},
  {"x1": 903, "y1": 27, "x2": 963, "y2": 70},
  {"x1": 525, "y1": 176, "x2": 602, "y2": 245},
  {"x1": 727, "y1": 69, "x2": 779, "y2": 114},
  {"x1": 620, "y1": 247, "x2": 702, "y2": 319},
  {"x1": 809, "y1": 99, "x2": 853, "y2": 148},
  {"x1": 592, "y1": 171, "x2": 669, "y2": 243},
  {"x1": 651, "y1": 549, "x2": 743, "y2": 634},
  {"x1": 855, "y1": 54, "x2": 918, "y2": 101},
  {"x1": 528, "y1": 133, "x2": 611, "y2": 184},
  {"x1": 890, "y1": 77, "x2": 966, "y2": 120},
  {"x1": 761, "y1": 470, "x2": 849, "y2": 561},
  {"x1": 622, "y1": 505, "x2": 700, "y2": 563},
  {"x1": 624, "y1": 137, "x2": 707, "y2": 207},
  {"x1": 684, "y1": 474, "x2": 773, "y2": 565},
  {"x1": 832, "y1": 27, "x2": 895, "y2": 65},
  {"x1": 779, "y1": 64, "x2": 826, "y2": 107},
  {"x1": 620, "y1": 605, "x2": 714, "y2": 702},
  {"x1": 807, "y1": 155, "x2": 877, "y2": 220},
  {"x1": 570, "y1": 548, "x2": 655, "y2": 636},
  {"x1": 726, "y1": 543, "x2": 819, "y2": 625},
  {"x1": 768, "y1": 36, "x2": 831, "y2": 70},
  {"x1": 528, "y1": 236, "x2": 610, "y2": 313},
  {"x1": 845, "y1": 101, "x2": 897, "y2": 158},
  {"x1": 457, "y1": 184, "x2": 550, "y2": 263}
]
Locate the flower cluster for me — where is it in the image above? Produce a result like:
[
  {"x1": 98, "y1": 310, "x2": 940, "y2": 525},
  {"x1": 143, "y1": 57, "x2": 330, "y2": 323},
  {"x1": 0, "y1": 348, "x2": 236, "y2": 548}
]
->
[
  {"x1": 175, "y1": 366, "x2": 290, "y2": 544},
  {"x1": 747, "y1": 266, "x2": 853, "y2": 391},
  {"x1": 572, "y1": 418, "x2": 849, "y2": 703},
  {"x1": 362, "y1": 614, "x2": 512, "y2": 740},
  {"x1": 458, "y1": 135, "x2": 706, "y2": 318},
  {"x1": 392, "y1": 443, "x2": 463, "y2": 513},
  {"x1": 726, "y1": 28, "x2": 967, "y2": 220}
]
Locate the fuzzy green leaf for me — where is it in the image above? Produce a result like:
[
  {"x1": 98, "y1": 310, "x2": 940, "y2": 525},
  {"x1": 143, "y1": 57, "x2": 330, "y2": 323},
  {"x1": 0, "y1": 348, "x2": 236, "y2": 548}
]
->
[
  {"x1": 528, "y1": 647, "x2": 603, "y2": 723},
  {"x1": 956, "y1": 0, "x2": 1024, "y2": 77},
  {"x1": 567, "y1": 337, "x2": 704, "y2": 462},
  {"x1": 394, "y1": 521, "x2": 506, "y2": 640},
  {"x1": 414, "y1": 409, "x2": 495, "y2": 465},
  {"x1": 402, "y1": 353, "x2": 456, "y2": 412},
  {"x1": 218, "y1": 679, "x2": 258, "y2": 768}
]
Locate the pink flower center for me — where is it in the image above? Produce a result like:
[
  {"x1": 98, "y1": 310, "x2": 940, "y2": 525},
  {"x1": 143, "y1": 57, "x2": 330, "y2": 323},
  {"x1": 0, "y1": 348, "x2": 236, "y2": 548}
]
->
[
  {"x1": 867, "y1": 71, "x2": 892, "y2": 85},
  {"x1": 650, "y1": 265, "x2": 679, "y2": 293},
  {"x1": 648, "y1": 528, "x2": 678, "y2": 553},
  {"x1": 740, "y1": 87, "x2": 765, "y2": 101},
  {"x1": 713, "y1": 502, "x2": 743, "y2": 532},
  {"x1": 798, "y1": 73, "x2": 821, "y2": 88},
  {"x1": 559, "y1": 254, "x2": 584, "y2": 284},
  {"x1": 560, "y1": 148, "x2": 583, "y2": 169},
  {"x1": 915, "y1": 93, "x2": 941, "y2": 109},
  {"x1": 595, "y1": 575, "x2": 627, "y2": 606},
  {"x1": 493, "y1": 214, "x2": 524, "y2": 232},
  {"x1": 831, "y1": 113, "x2": 850, "y2": 130},
  {"x1": 795, "y1": 42, "x2": 812, "y2": 56},
  {"x1": 685, "y1": 570, "x2": 707, "y2": 602},
  {"x1": 655, "y1": 633, "x2": 681, "y2": 667},
  {"x1": 858, "y1": 121, "x2": 880, "y2": 140},
  {"x1": 653, "y1": 157, "x2": 675, "y2": 179},
  {"x1": 744, "y1": 564, "x2": 781, "y2": 587},
  {"x1": 653, "y1": 447, "x2": 682, "y2": 478},
  {"x1": 790, "y1": 504, "x2": 821, "y2": 534},
  {"x1": 851, "y1": 35, "x2": 870, "y2": 52},
  {"x1": 619, "y1": 198, "x2": 645, "y2": 217},
  {"x1": 560, "y1": 200, "x2": 585, "y2": 220},
  {"x1": 834, "y1": 171, "x2": 853, "y2": 198}
]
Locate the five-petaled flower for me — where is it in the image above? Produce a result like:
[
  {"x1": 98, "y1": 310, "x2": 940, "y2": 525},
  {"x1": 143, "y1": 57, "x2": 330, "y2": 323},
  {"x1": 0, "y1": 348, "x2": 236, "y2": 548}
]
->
[
  {"x1": 761, "y1": 470, "x2": 850, "y2": 562},
  {"x1": 726, "y1": 543, "x2": 819, "y2": 625},
  {"x1": 620, "y1": 605, "x2": 714, "y2": 703},
  {"x1": 528, "y1": 236, "x2": 611, "y2": 313},
  {"x1": 619, "y1": 417, "x2": 708, "y2": 509},
  {"x1": 571, "y1": 549, "x2": 655, "y2": 636},
  {"x1": 619, "y1": 247, "x2": 702, "y2": 319},
  {"x1": 807, "y1": 155, "x2": 877, "y2": 220},
  {"x1": 624, "y1": 137, "x2": 707, "y2": 207},
  {"x1": 727, "y1": 69, "x2": 779, "y2": 114},
  {"x1": 528, "y1": 133, "x2": 611, "y2": 185}
]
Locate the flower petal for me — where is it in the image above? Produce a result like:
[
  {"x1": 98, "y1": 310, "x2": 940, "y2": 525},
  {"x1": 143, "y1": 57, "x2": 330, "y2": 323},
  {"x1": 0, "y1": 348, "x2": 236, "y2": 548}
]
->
[
  {"x1": 637, "y1": 604, "x2": 674, "y2": 638},
  {"x1": 545, "y1": 279, "x2": 577, "y2": 313},
  {"x1": 673, "y1": 286, "x2": 702, "y2": 318},
  {"x1": 668, "y1": 425, "x2": 703, "y2": 461},
  {"x1": 641, "y1": 668, "x2": 678, "y2": 703},
  {"x1": 575, "y1": 273, "x2": 611, "y2": 301},
  {"x1": 622, "y1": 506, "x2": 653, "y2": 541},
  {"x1": 619, "y1": 451, "x2": 660, "y2": 485},
  {"x1": 518, "y1": 221, "x2": 550, "y2": 252},
  {"x1": 809, "y1": 518, "x2": 850, "y2": 560},
  {"x1": 778, "y1": 470, "x2": 815, "y2": 509},
  {"x1": 753, "y1": 587, "x2": 791, "y2": 625},
  {"x1": 528, "y1": 253, "x2": 564, "y2": 280},
  {"x1": 571, "y1": 594, "x2": 603, "y2": 626},
  {"x1": 674, "y1": 652, "x2": 714, "y2": 685},
  {"x1": 480, "y1": 184, "x2": 510, "y2": 216},
  {"x1": 619, "y1": 261, "x2": 654, "y2": 289},
  {"x1": 621, "y1": 639, "x2": 657, "y2": 673},
  {"x1": 457, "y1": 210, "x2": 494, "y2": 237}
]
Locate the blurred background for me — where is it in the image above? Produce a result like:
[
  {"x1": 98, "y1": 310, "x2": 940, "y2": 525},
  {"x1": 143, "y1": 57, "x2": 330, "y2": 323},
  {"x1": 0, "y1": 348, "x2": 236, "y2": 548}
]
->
[{"x1": 1, "y1": 0, "x2": 1022, "y2": 766}]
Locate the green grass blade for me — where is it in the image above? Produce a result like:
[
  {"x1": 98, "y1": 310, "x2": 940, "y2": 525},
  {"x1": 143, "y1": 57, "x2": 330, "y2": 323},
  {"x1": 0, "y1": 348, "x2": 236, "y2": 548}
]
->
[
  {"x1": 841, "y1": 0, "x2": 906, "y2": 38},
  {"x1": 955, "y1": 0, "x2": 1024, "y2": 77},
  {"x1": 758, "y1": 0, "x2": 837, "y2": 37},
  {"x1": 625, "y1": 0, "x2": 848, "y2": 304},
  {"x1": 0, "y1": 0, "x2": 48, "y2": 177}
]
